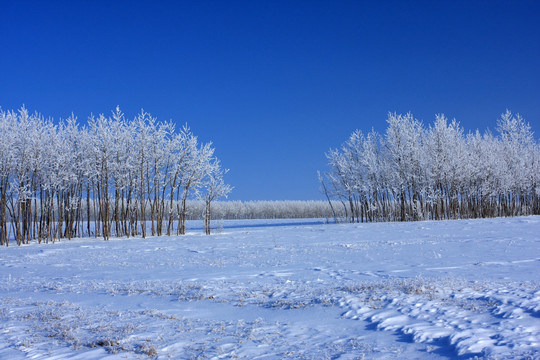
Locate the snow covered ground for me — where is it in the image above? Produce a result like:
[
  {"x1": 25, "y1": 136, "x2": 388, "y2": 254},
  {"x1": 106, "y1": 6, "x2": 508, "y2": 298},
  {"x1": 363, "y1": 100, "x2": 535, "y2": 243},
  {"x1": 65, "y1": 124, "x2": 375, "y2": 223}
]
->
[{"x1": 1, "y1": 216, "x2": 539, "y2": 359}]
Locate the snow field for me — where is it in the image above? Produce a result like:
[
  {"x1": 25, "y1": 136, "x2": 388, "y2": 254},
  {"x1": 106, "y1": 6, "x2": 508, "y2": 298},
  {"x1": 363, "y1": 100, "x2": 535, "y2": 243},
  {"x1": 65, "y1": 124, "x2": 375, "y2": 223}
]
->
[{"x1": 0, "y1": 217, "x2": 539, "y2": 359}]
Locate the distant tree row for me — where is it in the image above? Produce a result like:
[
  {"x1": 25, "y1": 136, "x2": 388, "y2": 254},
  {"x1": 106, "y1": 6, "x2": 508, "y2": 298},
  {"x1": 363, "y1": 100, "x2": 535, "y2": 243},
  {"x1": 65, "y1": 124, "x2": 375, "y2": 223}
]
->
[
  {"x1": 0, "y1": 106, "x2": 231, "y2": 246},
  {"x1": 185, "y1": 200, "x2": 346, "y2": 220},
  {"x1": 320, "y1": 111, "x2": 539, "y2": 223}
]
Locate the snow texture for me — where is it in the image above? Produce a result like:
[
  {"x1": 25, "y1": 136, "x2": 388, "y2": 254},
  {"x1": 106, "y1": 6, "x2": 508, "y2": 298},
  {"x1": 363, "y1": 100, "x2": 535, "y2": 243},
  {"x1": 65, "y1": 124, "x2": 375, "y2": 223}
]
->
[{"x1": 1, "y1": 216, "x2": 539, "y2": 359}]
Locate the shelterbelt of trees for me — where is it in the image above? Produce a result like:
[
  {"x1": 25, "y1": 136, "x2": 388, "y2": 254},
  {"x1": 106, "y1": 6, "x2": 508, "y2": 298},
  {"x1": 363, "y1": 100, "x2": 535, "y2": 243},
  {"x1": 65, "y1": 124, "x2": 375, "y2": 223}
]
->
[
  {"x1": 320, "y1": 111, "x2": 540, "y2": 223},
  {"x1": 0, "y1": 106, "x2": 231, "y2": 246}
]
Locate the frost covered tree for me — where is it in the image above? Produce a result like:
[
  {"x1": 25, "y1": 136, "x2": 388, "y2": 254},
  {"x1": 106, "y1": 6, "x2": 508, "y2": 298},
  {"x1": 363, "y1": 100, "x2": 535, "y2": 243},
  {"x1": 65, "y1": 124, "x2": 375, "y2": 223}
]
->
[
  {"x1": 176, "y1": 141, "x2": 214, "y2": 235},
  {"x1": 165, "y1": 125, "x2": 196, "y2": 236},
  {"x1": 496, "y1": 110, "x2": 538, "y2": 215},
  {"x1": 425, "y1": 115, "x2": 468, "y2": 219},
  {"x1": 384, "y1": 113, "x2": 426, "y2": 221},
  {"x1": 201, "y1": 159, "x2": 232, "y2": 235},
  {"x1": 320, "y1": 111, "x2": 539, "y2": 223},
  {"x1": 0, "y1": 106, "x2": 232, "y2": 245}
]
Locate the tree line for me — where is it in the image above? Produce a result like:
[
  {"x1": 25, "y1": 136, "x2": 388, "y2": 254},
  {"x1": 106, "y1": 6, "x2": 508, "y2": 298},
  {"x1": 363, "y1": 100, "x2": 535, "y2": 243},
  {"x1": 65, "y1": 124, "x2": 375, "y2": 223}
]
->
[
  {"x1": 186, "y1": 200, "x2": 346, "y2": 220},
  {"x1": 0, "y1": 106, "x2": 231, "y2": 246},
  {"x1": 320, "y1": 111, "x2": 539, "y2": 223}
]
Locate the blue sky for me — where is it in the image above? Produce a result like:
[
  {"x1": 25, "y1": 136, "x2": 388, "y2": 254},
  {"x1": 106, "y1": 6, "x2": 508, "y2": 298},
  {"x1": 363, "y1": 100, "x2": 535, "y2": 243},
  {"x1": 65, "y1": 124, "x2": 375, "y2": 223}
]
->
[{"x1": 1, "y1": 1, "x2": 539, "y2": 200}]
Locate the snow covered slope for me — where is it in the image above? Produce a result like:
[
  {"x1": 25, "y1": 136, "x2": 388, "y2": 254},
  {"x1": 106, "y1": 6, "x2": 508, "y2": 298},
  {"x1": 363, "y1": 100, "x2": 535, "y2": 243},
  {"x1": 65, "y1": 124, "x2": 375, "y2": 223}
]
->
[{"x1": 1, "y1": 217, "x2": 539, "y2": 359}]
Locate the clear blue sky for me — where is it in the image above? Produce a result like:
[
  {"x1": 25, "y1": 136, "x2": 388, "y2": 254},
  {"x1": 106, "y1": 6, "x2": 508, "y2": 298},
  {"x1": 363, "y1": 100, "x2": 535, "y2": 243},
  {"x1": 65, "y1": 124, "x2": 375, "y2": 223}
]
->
[{"x1": 1, "y1": 1, "x2": 539, "y2": 200}]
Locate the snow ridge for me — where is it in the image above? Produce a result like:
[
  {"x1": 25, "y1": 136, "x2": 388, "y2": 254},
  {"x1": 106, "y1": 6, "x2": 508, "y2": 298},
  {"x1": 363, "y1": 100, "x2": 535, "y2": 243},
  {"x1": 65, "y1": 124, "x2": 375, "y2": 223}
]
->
[{"x1": 340, "y1": 278, "x2": 540, "y2": 358}]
